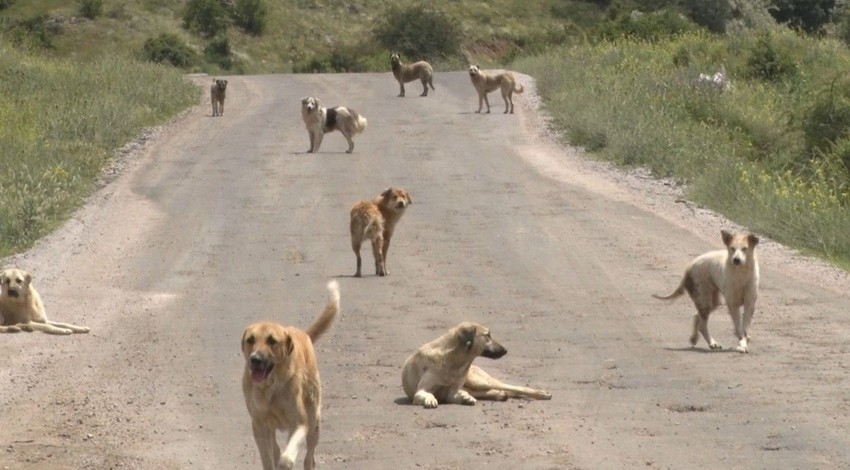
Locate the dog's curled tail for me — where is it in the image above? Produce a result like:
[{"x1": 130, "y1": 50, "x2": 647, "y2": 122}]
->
[
  {"x1": 651, "y1": 276, "x2": 687, "y2": 301},
  {"x1": 514, "y1": 83, "x2": 525, "y2": 94},
  {"x1": 306, "y1": 280, "x2": 340, "y2": 343},
  {"x1": 353, "y1": 111, "x2": 368, "y2": 133}
]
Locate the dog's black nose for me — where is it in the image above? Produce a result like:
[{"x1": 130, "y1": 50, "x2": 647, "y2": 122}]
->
[
  {"x1": 250, "y1": 355, "x2": 263, "y2": 365},
  {"x1": 732, "y1": 258, "x2": 742, "y2": 265}
]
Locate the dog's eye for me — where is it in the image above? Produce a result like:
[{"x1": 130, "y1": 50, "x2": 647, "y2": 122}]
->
[
  {"x1": 267, "y1": 337, "x2": 278, "y2": 346},
  {"x1": 741, "y1": 247, "x2": 748, "y2": 252},
  {"x1": 246, "y1": 336, "x2": 255, "y2": 345}
]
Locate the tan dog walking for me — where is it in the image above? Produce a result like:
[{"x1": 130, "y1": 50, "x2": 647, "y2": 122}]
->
[
  {"x1": 653, "y1": 230, "x2": 760, "y2": 353},
  {"x1": 241, "y1": 280, "x2": 340, "y2": 470},
  {"x1": 211, "y1": 79, "x2": 228, "y2": 117}
]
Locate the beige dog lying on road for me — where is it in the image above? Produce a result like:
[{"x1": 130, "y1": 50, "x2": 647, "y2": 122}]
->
[
  {"x1": 0, "y1": 267, "x2": 90, "y2": 335},
  {"x1": 468, "y1": 64, "x2": 524, "y2": 114},
  {"x1": 391, "y1": 52, "x2": 435, "y2": 97},
  {"x1": 653, "y1": 230, "x2": 760, "y2": 353},
  {"x1": 241, "y1": 280, "x2": 340, "y2": 470},
  {"x1": 349, "y1": 187, "x2": 412, "y2": 277},
  {"x1": 402, "y1": 321, "x2": 552, "y2": 408}
]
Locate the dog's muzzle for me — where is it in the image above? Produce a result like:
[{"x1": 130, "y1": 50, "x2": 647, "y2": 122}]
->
[
  {"x1": 481, "y1": 343, "x2": 507, "y2": 359},
  {"x1": 249, "y1": 354, "x2": 274, "y2": 384},
  {"x1": 5, "y1": 289, "x2": 19, "y2": 298}
]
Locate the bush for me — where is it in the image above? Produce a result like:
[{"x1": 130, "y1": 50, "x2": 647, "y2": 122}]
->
[
  {"x1": 9, "y1": 15, "x2": 55, "y2": 51},
  {"x1": 373, "y1": 5, "x2": 460, "y2": 60},
  {"x1": 744, "y1": 34, "x2": 798, "y2": 81},
  {"x1": 803, "y1": 78, "x2": 850, "y2": 156},
  {"x1": 77, "y1": 0, "x2": 104, "y2": 19},
  {"x1": 204, "y1": 35, "x2": 233, "y2": 69},
  {"x1": 0, "y1": 0, "x2": 15, "y2": 10},
  {"x1": 594, "y1": 9, "x2": 698, "y2": 42},
  {"x1": 143, "y1": 33, "x2": 196, "y2": 68},
  {"x1": 183, "y1": 0, "x2": 229, "y2": 38},
  {"x1": 687, "y1": 0, "x2": 731, "y2": 33},
  {"x1": 231, "y1": 0, "x2": 267, "y2": 36},
  {"x1": 769, "y1": 0, "x2": 834, "y2": 34}
]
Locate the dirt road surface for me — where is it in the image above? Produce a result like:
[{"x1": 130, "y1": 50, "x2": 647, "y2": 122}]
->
[{"x1": 2, "y1": 72, "x2": 850, "y2": 470}]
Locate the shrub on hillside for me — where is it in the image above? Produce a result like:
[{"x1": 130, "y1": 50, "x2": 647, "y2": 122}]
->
[
  {"x1": 143, "y1": 33, "x2": 196, "y2": 68},
  {"x1": 204, "y1": 35, "x2": 233, "y2": 69},
  {"x1": 231, "y1": 0, "x2": 267, "y2": 36},
  {"x1": 594, "y1": 9, "x2": 698, "y2": 42},
  {"x1": 373, "y1": 5, "x2": 460, "y2": 59},
  {"x1": 769, "y1": 0, "x2": 834, "y2": 34},
  {"x1": 744, "y1": 34, "x2": 797, "y2": 81},
  {"x1": 802, "y1": 79, "x2": 850, "y2": 156},
  {"x1": 77, "y1": 0, "x2": 104, "y2": 19},
  {"x1": 9, "y1": 16, "x2": 55, "y2": 51},
  {"x1": 183, "y1": 0, "x2": 229, "y2": 38},
  {"x1": 0, "y1": 0, "x2": 15, "y2": 10},
  {"x1": 687, "y1": 0, "x2": 731, "y2": 33}
]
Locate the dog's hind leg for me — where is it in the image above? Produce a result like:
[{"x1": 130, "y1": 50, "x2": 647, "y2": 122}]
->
[
  {"x1": 371, "y1": 234, "x2": 386, "y2": 276},
  {"x1": 464, "y1": 365, "x2": 552, "y2": 400},
  {"x1": 48, "y1": 321, "x2": 89, "y2": 333},
  {"x1": 693, "y1": 309, "x2": 721, "y2": 350},
  {"x1": 342, "y1": 131, "x2": 355, "y2": 154},
  {"x1": 351, "y1": 234, "x2": 363, "y2": 277},
  {"x1": 420, "y1": 77, "x2": 428, "y2": 96}
]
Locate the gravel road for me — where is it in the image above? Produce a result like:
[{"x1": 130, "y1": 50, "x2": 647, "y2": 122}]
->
[{"x1": 2, "y1": 71, "x2": 850, "y2": 469}]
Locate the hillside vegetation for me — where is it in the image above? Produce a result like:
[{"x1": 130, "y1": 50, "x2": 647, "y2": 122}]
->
[{"x1": 5, "y1": 0, "x2": 850, "y2": 266}]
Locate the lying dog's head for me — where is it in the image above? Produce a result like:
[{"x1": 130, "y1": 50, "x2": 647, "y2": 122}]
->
[
  {"x1": 378, "y1": 187, "x2": 412, "y2": 211},
  {"x1": 0, "y1": 268, "x2": 32, "y2": 302},
  {"x1": 241, "y1": 322, "x2": 293, "y2": 385},
  {"x1": 721, "y1": 229, "x2": 759, "y2": 266},
  {"x1": 468, "y1": 64, "x2": 482, "y2": 79},
  {"x1": 301, "y1": 96, "x2": 321, "y2": 115},
  {"x1": 214, "y1": 79, "x2": 228, "y2": 92},
  {"x1": 454, "y1": 321, "x2": 507, "y2": 360}
]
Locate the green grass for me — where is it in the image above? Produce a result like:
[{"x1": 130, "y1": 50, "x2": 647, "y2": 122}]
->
[
  {"x1": 0, "y1": 42, "x2": 198, "y2": 256},
  {"x1": 515, "y1": 29, "x2": 850, "y2": 264}
]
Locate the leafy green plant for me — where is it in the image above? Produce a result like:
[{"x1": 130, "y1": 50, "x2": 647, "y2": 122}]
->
[
  {"x1": 745, "y1": 34, "x2": 797, "y2": 81},
  {"x1": 78, "y1": 0, "x2": 104, "y2": 19},
  {"x1": 231, "y1": 0, "x2": 267, "y2": 35},
  {"x1": 143, "y1": 33, "x2": 196, "y2": 68},
  {"x1": 204, "y1": 35, "x2": 233, "y2": 69},
  {"x1": 183, "y1": 0, "x2": 229, "y2": 38},
  {"x1": 373, "y1": 5, "x2": 461, "y2": 59}
]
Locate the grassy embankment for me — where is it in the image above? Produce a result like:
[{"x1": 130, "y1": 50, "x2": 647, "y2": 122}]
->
[
  {"x1": 516, "y1": 28, "x2": 850, "y2": 265},
  {"x1": 0, "y1": 43, "x2": 198, "y2": 256}
]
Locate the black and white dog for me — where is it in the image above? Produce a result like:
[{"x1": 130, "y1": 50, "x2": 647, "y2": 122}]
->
[{"x1": 300, "y1": 96, "x2": 368, "y2": 153}]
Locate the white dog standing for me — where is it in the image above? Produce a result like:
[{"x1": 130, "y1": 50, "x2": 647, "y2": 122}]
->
[
  {"x1": 653, "y1": 230, "x2": 760, "y2": 353},
  {"x1": 300, "y1": 96, "x2": 367, "y2": 154}
]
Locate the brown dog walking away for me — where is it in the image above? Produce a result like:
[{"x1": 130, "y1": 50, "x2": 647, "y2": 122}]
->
[
  {"x1": 468, "y1": 64, "x2": 524, "y2": 114},
  {"x1": 349, "y1": 187, "x2": 412, "y2": 277},
  {"x1": 653, "y1": 230, "x2": 760, "y2": 353},
  {"x1": 390, "y1": 52, "x2": 435, "y2": 97},
  {"x1": 211, "y1": 79, "x2": 228, "y2": 117},
  {"x1": 241, "y1": 280, "x2": 340, "y2": 470},
  {"x1": 0, "y1": 268, "x2": 90, "y2": 335},
  {"x1": 402, "y1": 321, "x2": 552, "y2": 408}
]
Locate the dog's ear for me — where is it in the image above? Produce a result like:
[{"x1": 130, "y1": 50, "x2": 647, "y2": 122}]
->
[
  {"x1": 721, "y1": 229, "x2": 733, "y2": 247},
  {"x1": 405, "y1": 192, "x2": 412, "y2": 204},
  {"x1": 23, "y1": 271, "x2": 32, "y2": 286},
  {"x1": 458, "y1": 325, "x2": 476, "y2": 351},
  {"x1": 285, "y1": 334, "x2": 294, "y2": 355},
  {"x1": 748, "y1": 233, "x2": 759, "y2": 247},
  {"x1": 380, "y1": 188, "x2": 393, "y2": 198}
]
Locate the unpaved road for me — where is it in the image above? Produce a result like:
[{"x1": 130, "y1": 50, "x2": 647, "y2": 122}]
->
[{"x1": 2, "y1": 72, "x2": 850, "y2": 470}]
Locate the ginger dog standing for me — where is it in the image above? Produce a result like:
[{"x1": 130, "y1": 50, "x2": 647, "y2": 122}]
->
[
  {"x1": 390, "y1": 52, "x2": 435, "y2": 97},
  {"x1": 349, "y1": 187, "x2": 411, "y2": 277},
  {"x1": 468, "y1": 64, "x2": 524, "y2": 114},
  {"x1": 653, "y1": 230, "x2": 760, "y2": 353}
]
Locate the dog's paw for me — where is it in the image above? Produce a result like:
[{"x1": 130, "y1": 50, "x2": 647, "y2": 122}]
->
[
  {"x1": 736, "y1": 340, "x2": 749, "y2": 353},
  {"x1": 279, "y1": 456, "x2": 295, "y2": 470},
  {"x1": 78, "y1": 327, "x2": 91, "y2": 334},
  {"x1": 457, "y1": 391, "x2": 477, "y2": 406},
  {"x1": 709, "y1": 342, "x2": 723, "y2": 350},
  {"x1": 423, "y1": 396, "x2": 438, "y2": 409}
]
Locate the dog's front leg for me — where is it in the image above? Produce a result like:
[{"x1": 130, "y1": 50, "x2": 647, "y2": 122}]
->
[
  {"x1": 727, "y1": 303, "x2": 748, "y2": 353},
  {"x1": 398, "y1": 80, "x2": 405, "y2": 97},
  {"x1": 279, "y1": 425, "x2": 307, "y2": 470},
  {"x1": 313, "y1": 131, "x2": 324, "y2": 153},
  {"x1": 252, "y1": 422, "x2": 279, "y2": 470},
  {"x1": 307, "y1": 131, "x2": 315, "y2": 153},
  {"x1": 447, "y1": 388, "x2": 477, "y2": 406},
  {"x1": 740, "y1": 300, "x2": 756, "y2": 353},
  {"x1": 476, "y1": 93, "x2": 484, "y2": 113}
]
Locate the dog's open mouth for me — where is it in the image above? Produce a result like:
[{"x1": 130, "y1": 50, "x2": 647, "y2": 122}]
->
[
  {"x1": 6, "y1": 290, "x2": 19, "y2": 298},
  {"x1": 250, "y1": 361, "x2": 274, "y2": 384}
]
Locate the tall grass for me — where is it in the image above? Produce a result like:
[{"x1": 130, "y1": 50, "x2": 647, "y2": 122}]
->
[
  {"x1": 515, "y1": 29, "x2": 850, "y2": 264},
  {"x1": 0, "y1": 43, "x2": 198, "y2": 257}
]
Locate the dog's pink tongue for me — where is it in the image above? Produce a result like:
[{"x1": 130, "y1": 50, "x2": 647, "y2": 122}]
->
[{"x1": 251, "y1": 368, "x2": 267, "y2": 384}]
